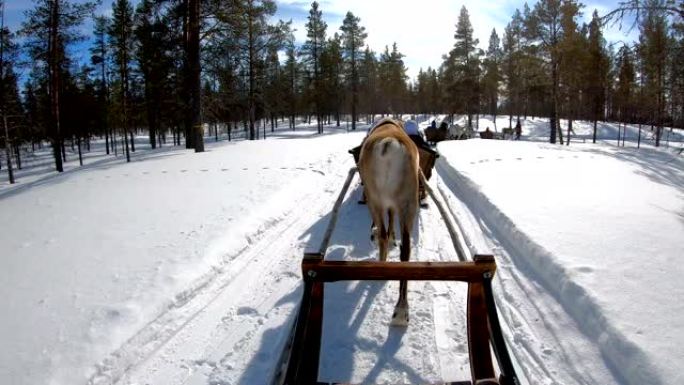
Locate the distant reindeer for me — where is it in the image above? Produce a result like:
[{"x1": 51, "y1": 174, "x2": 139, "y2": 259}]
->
[{"x1": 358, "y1": 118, "x2": 420, "y2": 326}]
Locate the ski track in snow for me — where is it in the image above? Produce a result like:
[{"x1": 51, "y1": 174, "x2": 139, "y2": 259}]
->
[
  {"x1": 87, "y1": 150, "x2": 353, "y2": 385},
  {"x1": 87, "y1": 158, "x2": 623, "y2": 385},
  {"x1": 317, "y1": 180, "x2": 469, "y2": 384}
]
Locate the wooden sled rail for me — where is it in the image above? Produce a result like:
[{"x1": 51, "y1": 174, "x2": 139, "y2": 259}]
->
[
  {"x1": 302, "y1": 254, "x2": 496, "y2": 283},
  {"x1": 281, "y1": 255, "x2": 519, "y2": 385}
]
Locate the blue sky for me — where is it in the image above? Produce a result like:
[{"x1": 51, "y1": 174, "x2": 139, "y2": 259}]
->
[{"x1": 5, "y1": 0, "x2": 638, "y2": 81}]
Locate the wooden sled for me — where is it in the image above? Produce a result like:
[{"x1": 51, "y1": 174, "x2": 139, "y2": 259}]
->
[{"x1": 275, "y1": 167, "x2": 521, "y2": 385}]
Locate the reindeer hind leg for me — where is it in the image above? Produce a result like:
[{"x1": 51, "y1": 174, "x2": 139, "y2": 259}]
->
[
  {"x1": 387, "y1": 207, "x2": 397, "y2": 248},
  {"x1": 391, "y1": 216, "x2": 412, "y2": 326}
]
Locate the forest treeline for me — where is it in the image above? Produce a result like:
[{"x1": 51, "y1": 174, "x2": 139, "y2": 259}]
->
[{"x1": 0, "y1": 0, "x2": 683, "y2": 174}]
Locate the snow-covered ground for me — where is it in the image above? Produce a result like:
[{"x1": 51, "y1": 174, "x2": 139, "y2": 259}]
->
[{"x1": 0, "y1": 118, "x2": 682, "y2": 385}]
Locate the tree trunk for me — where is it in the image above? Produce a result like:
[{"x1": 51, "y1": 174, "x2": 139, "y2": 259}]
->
[
  {"x1": 617, "y1": 120, "x2": 621, "y2": 146},
  {"x1": 13, "y1": 144, "x2": 20, "y2": 170},
  {"x1": 550, "y1": 59, "x2": 558, "y2": 144},
  {"x1": 187, "y1": 0, "x2": 203, "y2": 152},
  {"x1": 3, "y1": 116, "x2": 15, "y2": 183},
  {"x1": 124, "y1": 130, "x2": 130, "y2": 162},
  {"x1": 113, "y1": 128, "x2": 118, "y2": 155},
  {"x1": 148, "y1": 116, "x2": 157, "y2": 149},
  {"x1": 77, "y1": 135, "x2": 83, "y2": 166},
  {"x1": 48, "y1": 0, "x2": 64, "y2": 172}
]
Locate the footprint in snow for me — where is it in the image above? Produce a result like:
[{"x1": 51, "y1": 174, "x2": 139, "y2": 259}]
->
[{"x1": 236, "y1": 306, "x2": 259, "y2": 317}]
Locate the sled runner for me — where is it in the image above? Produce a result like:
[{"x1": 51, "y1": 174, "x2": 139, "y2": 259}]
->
[{"x1": 274, "y1": 167, "x2": 521, "y2": 385}]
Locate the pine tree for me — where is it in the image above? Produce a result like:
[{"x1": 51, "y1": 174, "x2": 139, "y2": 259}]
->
[
  {"x1": 359, "y1": 46, "x2": 378, "y2": 121},
  {"x1": 615, "y1": 45, "x2": 636, "y2": 125},
  {"x1": 558, "y1": 0, "x2": 585, "y2": 145},
  {"x1": 526, "y1": 0, "x2": 564, "y2": 144},
  {"x1": 483, "y1": 28, "x2": 502, "y2": 130},
  {"x1": 0, "y1": 19, "x2": 24, "y2": 181},
  {"x1": 378, "y1": 43, "x2": 408, "y2": 116},
  {"x1": 184, "y1": 0, "x2": 203, "y2": 151},
  {"x1": 282, "y1": 32, "x2": 300, "y2": 129},
  {"x1": 20, "y1": 0, "x2": 96, "y2": 172},
  {"x1": 90, "y1": 15, "x2": 111, "y2": 154},
  {"x1": 135, "y1": 0, "x2": 174, "y2": 149},
  {"x1": 320, "y1": 33, "x2": 343, "y2": 125},
  {"x1": 586, "y1": 9, "x2": 610, "y2": 143},
  {"x1": 109, "y1": 0, "x2": 135, "y2": 161},
  {"x1": 447, "y1": 6, "x2": 481, "y2": 128},
  {"x1": 301, "y1": 1, "x2": 327, "y2": 133},
  {"x1": 232, "y1": 0, "x2": 285, "y2": 140},
  {"x1": 340, "y1": 11, "x2": 367, "y2": 130},
  {"x1": 264, "y1": 43, "x2": 284, "y2": 131},
  {"x1": 639, "y1": 0, "x2": 670, "y2": 146}
]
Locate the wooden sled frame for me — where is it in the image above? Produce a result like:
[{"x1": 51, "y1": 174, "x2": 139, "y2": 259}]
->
[{"x1": 278, "y1": 167, "x2": 520, "y2": 385}]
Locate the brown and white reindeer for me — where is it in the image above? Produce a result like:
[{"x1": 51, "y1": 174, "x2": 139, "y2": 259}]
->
[{"x1": 358, "y1": 118, "x2": 420, "y2": 326}]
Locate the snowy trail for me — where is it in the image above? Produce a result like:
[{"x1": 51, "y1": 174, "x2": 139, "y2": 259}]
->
[
  {"x1": 317, "y1": 181, "x2": 471, "y2": 384},
  {"x1": 89, "y1": 149, "x2": 357, "y2": 385},
  {"x1": 80, "y1": 136, "x2": 652, "y2": 385},
  {"x1": 91, "y1": 159, "x2": 609, "y2": 385}
]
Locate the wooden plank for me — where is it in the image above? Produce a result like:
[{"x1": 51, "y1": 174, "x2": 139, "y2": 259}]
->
[
  {"x1": 302, "y1": 260, "x2": 496, "y2": 283},
  {"x1": 283, "y1": 281, "x2": 325, "y2": 385},
  {"x1": 318, "y1": 382, "x2": 473, "y2": 385},
  {"x1": 300, "y1": 281, "x2": 324, "y2": 383},
  {"x1": 467, "y1": 282, "x2": 496, "y2": 383},
  {"x1": 283, "y1": 281, "x2": 314, "y2": 385},
  {"x1": 482, "y1": 277, "x2": 520, "y2": 385}
]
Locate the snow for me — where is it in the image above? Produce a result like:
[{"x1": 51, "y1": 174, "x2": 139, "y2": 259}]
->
[{"x1": 0, "y1": 119, "x2": 682, "y2": 385}]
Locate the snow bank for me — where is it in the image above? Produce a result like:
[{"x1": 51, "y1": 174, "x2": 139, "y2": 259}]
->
[
  {"x1": 0, "y1": 126, "x2": 363, "y2": 385},
  {"x1": 437, "y1": 139, "x2": 684, "y2": 385}
]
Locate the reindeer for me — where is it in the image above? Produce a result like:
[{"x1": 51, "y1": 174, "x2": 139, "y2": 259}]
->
[{"x1": 358, "y1": 118, "x2": 420, "y2": 326}]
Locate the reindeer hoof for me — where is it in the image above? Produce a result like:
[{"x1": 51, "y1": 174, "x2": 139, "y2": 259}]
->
[{"x1": 390, "y1": 306, "x2": 409, "y2": 327}]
